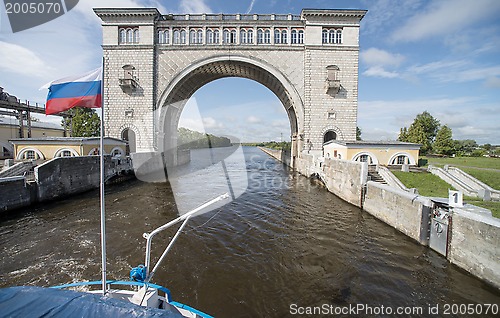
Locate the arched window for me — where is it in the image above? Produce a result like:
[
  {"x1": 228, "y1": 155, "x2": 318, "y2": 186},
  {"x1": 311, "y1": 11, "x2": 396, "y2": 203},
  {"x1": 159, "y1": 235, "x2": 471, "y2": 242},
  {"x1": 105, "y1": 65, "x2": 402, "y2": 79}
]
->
[
  {"x1": 298, "y1": 30, "x2": 304, "y2": 43},
  {"x1": 197, "y1": 30, "x2": 203, "y2": 44},
  {"x1": 323, "y1": 131, "x2": 337, "y2": 144},
  {"x1": 336, "y1": 29, "x2": 342, "y2": 44},
  {"x1": 322, "y1": 29, "x2": 328, "y2": 44},
  {"x1": 281, "y1": 30, "x2": 287, "y2": 44},
  {"x1": 274, "y1": 29, "x2": 281, "y2": 44},
  {"x1": 393, "y1": 155, "x2": 408, "y2": 165},
  {"x1": 55, "y1": 148, "x2": 78, "y2": 158},
  {"x1": 111, "y1": 147, "x2": 125, "y2": 158},
  {"x1": 133, "y1": 29, "x2": 139, "y2": 43},
  {"x1": 240, "y1": 29, "x2": 247, "y2": 43},
  {"x1": 122, "y1": 128, "x2": 136, "y2": 154},
  {"x1": 264, "y1": 29, "x2": 271, "y2": 43},
  {"x1": 291, "y1": 30, "x2": 297, "y2": 44},
  {"x1": 353, "y1": 153, "x2": 376, "y2": 165},
  {"x1": 248, "y1": 29, "x2": 253, "y2": 43},
  {"x1": 173, "y1": 30, "x2": 180, "y2": 44},
  {"x1": 158, "y1": 30, "x2": 164, "y2": 44},
  {"x1": 17, "y1": 148, "x2": 44, "y2": 160},
  {"x1": 213, "y1": 29, "x2": 220, "y2": 43},
  {"x1": 223, "y1": 29, "x2": 236, "y2": 44},
  {"x1": 206, "y1": 29, "x2": 213, "y2": 43},
  {"x1": 329, "y1": 30, "x2": 335, "y2": 44},
  {"x1": 119, "y1": 29, "x2": 126, "y2": 44},
  {"x1": 389, "y1": 153, "x2": 415, "y2": 165},
  {"x1": 180, "y1": 29, "x2": 186, "y2": 44},
  {"x1": 257, "y1": 29, "x2": 264, "y2": 43},
  {"x1": 126, "y1": 29, "x2": 133, "y2": 43},
  {"x1": 189, "y1": 30, "x2": 196, "y2": 44},
  {"x1": 158, "y1": 30, "x2": 169, "y2": 44}
]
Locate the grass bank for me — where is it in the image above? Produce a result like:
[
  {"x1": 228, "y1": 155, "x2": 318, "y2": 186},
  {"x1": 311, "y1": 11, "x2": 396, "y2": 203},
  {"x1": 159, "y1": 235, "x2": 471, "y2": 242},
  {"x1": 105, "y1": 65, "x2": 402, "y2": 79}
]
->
[
  {"x1": 423, "y1": 156, "x2": 500, "y2": 170},
  {"x1": 392, "y1": 171, "x2": 499, "y2": 218}
]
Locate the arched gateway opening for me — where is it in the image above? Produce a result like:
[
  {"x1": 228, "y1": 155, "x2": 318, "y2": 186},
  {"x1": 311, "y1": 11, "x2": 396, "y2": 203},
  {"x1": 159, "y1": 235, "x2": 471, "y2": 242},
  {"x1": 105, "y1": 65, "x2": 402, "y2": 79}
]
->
[{"x1": 156, "y1": 56, "x2": 304, "y2": 167}]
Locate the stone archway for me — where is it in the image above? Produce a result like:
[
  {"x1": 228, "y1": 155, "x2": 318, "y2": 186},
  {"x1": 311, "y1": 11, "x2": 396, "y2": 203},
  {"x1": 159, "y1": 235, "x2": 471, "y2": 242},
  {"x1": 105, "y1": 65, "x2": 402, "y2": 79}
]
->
[{"x1": 156, "y1": 55, "x2": 304, "y2": 167}]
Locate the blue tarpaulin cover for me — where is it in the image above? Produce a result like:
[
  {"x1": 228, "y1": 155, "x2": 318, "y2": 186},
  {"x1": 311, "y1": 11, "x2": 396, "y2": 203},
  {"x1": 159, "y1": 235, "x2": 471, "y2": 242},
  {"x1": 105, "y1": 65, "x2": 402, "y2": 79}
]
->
[{"x1": 0, "y1": 286, "x2": 184, "y2": 317}]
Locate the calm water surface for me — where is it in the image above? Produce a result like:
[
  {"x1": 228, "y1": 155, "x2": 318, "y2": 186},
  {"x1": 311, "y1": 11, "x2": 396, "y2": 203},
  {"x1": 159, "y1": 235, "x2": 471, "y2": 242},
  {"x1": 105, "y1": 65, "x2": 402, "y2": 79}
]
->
[{"x1": 1, "y1": 147, "x2": 499, "y2": 317}]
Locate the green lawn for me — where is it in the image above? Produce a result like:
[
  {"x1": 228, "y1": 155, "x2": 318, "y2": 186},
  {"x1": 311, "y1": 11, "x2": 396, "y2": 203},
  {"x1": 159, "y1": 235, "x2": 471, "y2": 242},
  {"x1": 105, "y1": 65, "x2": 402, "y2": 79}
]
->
[
  {"x1": 464, "y1": 199, "x2": 500, "y2": 219},
  {"x1": 392, "y1": 171, "x2": 455, "y2": 197},
  {"x1": 460, "y1": 168, "x2": 500, "y2": 190},
  {"x1": 422, "y1": 156, "x2": 500, "y2": 170},
  {"x1": 392, "y1": 171, "x2": 500, "y2": 218}
]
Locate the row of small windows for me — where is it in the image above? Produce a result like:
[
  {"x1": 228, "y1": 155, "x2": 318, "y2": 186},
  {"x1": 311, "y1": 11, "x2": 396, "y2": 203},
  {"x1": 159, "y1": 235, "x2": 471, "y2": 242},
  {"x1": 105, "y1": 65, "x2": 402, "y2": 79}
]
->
[
  {"x1": 157, "y1": 28, "x2": 305, "y2": 45},
  {"x1": 119, "y1": 27, "x2": 139, "y2": 44},
  {"x1": 16, "y1": 147, "x2": 125, "y2": 160},
  {"x1": 322, "y1": 28, "x2": 342, "y2": 44}
]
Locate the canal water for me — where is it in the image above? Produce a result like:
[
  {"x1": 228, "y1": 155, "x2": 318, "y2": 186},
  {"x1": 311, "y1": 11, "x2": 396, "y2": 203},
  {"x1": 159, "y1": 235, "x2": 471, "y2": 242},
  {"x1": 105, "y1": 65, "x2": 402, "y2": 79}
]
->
[{"x1": 1, "y1": 147, "x2": 499, "y2": 317}]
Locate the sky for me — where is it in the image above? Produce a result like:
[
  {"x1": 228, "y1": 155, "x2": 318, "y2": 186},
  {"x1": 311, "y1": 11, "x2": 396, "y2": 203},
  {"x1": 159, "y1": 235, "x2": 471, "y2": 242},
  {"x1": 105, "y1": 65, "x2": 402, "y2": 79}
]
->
[{"x1": 1, "y1": 0, "x2": 499, "y2": 144}]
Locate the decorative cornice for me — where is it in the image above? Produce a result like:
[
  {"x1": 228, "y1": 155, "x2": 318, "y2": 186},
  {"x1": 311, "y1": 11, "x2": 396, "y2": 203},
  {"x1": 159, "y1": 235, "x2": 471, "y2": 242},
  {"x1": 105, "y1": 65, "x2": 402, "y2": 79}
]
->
[
  {"x1": 93, "y1": 8, "x2": 160, "y2": 18},
  {"x1": 301, "y1": 9, "x2": 367, "y2": 20}
]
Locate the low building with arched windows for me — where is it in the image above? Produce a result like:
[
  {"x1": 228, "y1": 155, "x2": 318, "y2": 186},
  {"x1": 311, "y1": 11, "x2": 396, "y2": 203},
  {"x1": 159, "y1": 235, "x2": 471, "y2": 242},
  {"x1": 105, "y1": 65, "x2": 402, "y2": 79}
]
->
[
  {"x1": 0, "y1": 116, "x2": 66, "y2": 159},
  {"x1": 9, "y1": 137, "x2": 127, "y2": 161},
  {"x1": 323, "y1": 140, "x2": 421, "y2": 166}
]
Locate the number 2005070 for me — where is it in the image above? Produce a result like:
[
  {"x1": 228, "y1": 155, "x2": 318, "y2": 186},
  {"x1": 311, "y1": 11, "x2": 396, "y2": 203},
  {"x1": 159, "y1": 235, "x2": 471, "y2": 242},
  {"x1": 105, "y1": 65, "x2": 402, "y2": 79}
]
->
[{"x1": 5, "y1": 2, "x2": 61, "y2": 14}]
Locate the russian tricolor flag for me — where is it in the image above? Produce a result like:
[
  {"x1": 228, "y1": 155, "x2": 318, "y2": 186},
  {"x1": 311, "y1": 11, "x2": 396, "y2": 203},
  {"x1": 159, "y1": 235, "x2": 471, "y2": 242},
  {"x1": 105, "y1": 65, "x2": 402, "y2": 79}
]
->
[{"x1": 44, "y1": 67, "x2": 102, "y2": 115}]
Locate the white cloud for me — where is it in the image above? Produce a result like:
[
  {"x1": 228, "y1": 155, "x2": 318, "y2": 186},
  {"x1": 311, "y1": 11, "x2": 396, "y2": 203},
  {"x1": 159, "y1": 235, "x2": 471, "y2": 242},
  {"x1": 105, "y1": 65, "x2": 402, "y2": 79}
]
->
[
  {"x1": 358, "y1": 97, "x2": 500, "y2": 144},
  {"x1": 363, "y1": 66, "x2": 399, "y2": 78},
  {"x1": 485, "y1": 77, "x2": 500, "y2": 88},
  {"x1": 0, "y1": 41, "x2": 54, "y2": 77},
  {"x1": 246, "y1": 115, "x2": 261, "y2": 123},
  {"x1": 391, "y1": 0, "x2": 500, "y2": 42},
  {"x1": 361, "y1": 0, "x2": 424, "y2": 35},
  {"x1": 202, "y1": 117, "x2": 223, "y2": 129},
  {"x1": 179, "y1": 0, "x2": 212, "y2": 13},
  {"x1": 407, "y1": 59, "x2": 500, "y2": 83},
  {"x1": 361, "y1": 48, "x2": 405, "y2": 67},
  {"x1": 246, "y1": 0, "x2": 256, "y2": 14}
]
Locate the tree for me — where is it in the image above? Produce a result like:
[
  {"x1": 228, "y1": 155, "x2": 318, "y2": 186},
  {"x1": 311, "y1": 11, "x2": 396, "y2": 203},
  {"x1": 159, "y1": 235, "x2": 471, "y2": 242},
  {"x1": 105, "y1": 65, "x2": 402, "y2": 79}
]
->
[
  {"x1": 433, "y1": 125, "x2": 454, "y2": 156},
  {"x1": 398, "y1": 111, "x2": 440, "y2": 154},
  {"x1": 454, "y1": 139, "x2": 478, "y2": 155},
  {"x1": 398, "y1": 127, "x2": 408, "y2": 142},
  {"x1": 407, "y1": 122, "x2": 431, "y2": 153},
  {"x1": 414, "y1": 111, "x2": 440, "y2": 143},
  {"x1": 356, "y1": 126, "x2": 362, "y2": 141},
  {"x1": 62, "y1": 108, "x2": 100, "y2": 137}
]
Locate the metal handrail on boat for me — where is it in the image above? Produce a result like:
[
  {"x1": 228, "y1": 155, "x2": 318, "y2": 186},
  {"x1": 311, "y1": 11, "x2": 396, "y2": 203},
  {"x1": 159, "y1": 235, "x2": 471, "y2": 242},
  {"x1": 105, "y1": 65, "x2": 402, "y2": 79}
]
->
[
  {"x1": 51, "y1": 280, "x2": 172, "y2": 301},
  {"x1": 143, "y1": 193, "x2": 230, "y2": 282}
]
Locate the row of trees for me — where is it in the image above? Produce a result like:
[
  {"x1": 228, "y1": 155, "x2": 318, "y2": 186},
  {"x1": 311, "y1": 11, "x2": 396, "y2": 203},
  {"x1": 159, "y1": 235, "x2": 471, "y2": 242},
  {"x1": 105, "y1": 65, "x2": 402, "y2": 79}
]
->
[
  {"x1": 398, "y1": 111, "x2": 490, "y2": 156},
  {"x1": 177, "y1": 127, "x2": 232, "y2": 149},
  {"x1": 245, "y1": 141, "x2": 291, "y2": 150}
]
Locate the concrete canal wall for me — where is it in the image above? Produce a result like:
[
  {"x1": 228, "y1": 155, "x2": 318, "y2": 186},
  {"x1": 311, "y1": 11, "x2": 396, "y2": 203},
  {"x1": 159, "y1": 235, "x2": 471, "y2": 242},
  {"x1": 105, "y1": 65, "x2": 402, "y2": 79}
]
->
[
  {"x1": 0, "y1": 156, "x2": 132, "y2": 213},
  {"x1": 263, "y1": 149, "x2": 500, "y2": 289},
  {"x1": 448, "y1": 206, "x2": 500, "y2": 289},
  {"x1": 258, "y1": 147, "x2": 292, "y2": 167},
  {"x1": 363, "y1": 182, "x2": 432, "y2": 245},
  {"x1": 322, "y1": 158, "x2": 367, "y2": 207},
  {"x1": 0, "y1": 176, "x2": 34, "y2": 211},
  {"x1": 36, "y1": 156, "x2": 116, "y2": 202}
]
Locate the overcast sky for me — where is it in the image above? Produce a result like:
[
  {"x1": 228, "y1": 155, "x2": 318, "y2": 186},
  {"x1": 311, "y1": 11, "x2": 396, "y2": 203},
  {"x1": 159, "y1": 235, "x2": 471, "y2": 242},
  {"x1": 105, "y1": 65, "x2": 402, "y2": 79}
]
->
[{"x1": 1, "y1": 0, "x2": 499, "y2": 144}]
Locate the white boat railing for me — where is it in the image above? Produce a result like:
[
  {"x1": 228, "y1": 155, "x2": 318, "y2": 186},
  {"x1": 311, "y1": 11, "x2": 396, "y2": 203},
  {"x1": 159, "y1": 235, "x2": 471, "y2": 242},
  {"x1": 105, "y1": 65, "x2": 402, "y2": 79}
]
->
[{"x1": 143, "y1": 193, "x2": 230, "y2": 282}]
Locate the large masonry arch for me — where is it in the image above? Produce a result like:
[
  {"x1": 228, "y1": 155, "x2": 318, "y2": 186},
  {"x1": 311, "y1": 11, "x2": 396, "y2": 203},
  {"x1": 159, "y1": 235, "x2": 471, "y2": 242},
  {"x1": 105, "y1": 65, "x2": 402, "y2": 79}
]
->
[
  {"x1": 157, "y1": 55, "x2": 304, "y2": 157},
  {"x1": 94, "y1": 8, "x2": 366, "y2": 169}
]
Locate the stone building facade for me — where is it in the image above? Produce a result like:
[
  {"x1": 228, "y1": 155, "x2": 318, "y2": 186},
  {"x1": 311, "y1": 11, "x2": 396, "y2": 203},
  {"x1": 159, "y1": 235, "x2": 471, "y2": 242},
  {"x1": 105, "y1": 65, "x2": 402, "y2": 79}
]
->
[{"x1": 94, "y1": 8, "x2": 366, "y2": 167}]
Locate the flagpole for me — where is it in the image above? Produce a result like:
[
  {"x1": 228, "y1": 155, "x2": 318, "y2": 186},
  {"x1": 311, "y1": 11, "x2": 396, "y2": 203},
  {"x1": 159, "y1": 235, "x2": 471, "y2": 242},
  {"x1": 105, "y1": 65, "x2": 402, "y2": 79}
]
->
[{"x1": 99, "y1": 57, "x2": 107, "y2": 295}]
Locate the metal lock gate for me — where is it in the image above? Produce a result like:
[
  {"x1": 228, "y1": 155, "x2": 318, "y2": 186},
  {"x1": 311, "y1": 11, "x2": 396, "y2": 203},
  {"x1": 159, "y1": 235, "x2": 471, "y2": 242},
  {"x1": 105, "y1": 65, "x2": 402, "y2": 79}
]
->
[{"x1": 429, "y1": 206, "x2": 450, "y2": 256}]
